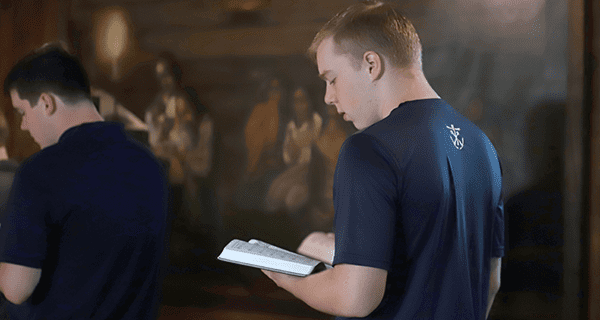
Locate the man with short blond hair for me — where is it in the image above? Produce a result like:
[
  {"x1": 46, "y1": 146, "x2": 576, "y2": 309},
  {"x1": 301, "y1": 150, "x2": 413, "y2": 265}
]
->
[{"x1": 263, "y1": 1, "x2": 504, "y2": 319}]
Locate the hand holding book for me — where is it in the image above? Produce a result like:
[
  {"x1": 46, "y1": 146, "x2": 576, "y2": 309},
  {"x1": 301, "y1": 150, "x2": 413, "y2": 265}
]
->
[{"x1": 297, "y1": 231, "x2": 335, "y2": 265}]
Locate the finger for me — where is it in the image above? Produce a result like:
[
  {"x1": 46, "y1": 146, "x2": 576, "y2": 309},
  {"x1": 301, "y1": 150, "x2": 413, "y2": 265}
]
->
[{"x1": 261, "y1": 269, "x2": 272, "y2": 278}]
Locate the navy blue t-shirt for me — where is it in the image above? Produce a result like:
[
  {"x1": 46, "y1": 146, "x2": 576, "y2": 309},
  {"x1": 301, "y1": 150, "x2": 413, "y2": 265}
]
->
[
  {"x1": 332, "y1": 99, "x2": 504, "y2": 319},
  {"x1": 0, "y1": 122, "x2": 169, "y2": 319}
]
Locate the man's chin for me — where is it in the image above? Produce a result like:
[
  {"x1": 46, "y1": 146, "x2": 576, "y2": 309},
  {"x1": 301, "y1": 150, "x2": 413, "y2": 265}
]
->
[{"x1": 351, "y1": 121, "x2": 363, "y2": 130}]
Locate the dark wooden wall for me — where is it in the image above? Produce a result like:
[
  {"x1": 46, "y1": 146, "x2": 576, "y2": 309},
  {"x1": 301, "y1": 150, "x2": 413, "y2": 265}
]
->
[{"x1": 0, "y1": 0, "x2": 71, "y2": 161}]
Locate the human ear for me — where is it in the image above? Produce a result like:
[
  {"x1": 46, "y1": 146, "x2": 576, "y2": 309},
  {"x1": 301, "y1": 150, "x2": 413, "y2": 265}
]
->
[
  {"x1": 363, "y1": 51, "x2": 383, "y2": 81},
  {"x1": 39, "y1": 93, "x2": 57, "y2": 116}
]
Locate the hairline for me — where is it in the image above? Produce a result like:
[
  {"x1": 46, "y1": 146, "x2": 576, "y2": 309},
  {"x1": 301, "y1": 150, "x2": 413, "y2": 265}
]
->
[{"x1": 10, "y1": 86, "x2": 89, "y2": 107}]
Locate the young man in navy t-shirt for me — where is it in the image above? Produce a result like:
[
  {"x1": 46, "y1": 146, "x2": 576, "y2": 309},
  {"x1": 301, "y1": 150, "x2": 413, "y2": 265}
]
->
[
  {"x1": 0, "y1": 43, "x2": 169, "y2": 319},
  {"x1": 262, "y1": 1, "x2": 504, "y2": 319}
]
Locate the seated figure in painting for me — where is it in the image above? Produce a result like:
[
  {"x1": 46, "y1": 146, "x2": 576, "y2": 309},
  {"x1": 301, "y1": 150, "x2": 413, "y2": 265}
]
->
[
  {"x1": 144, "y1": 54, "x2": 222, "y2": 274},
  {"x1": 145, "y1": 54, "x2": 215, "y2": 225},
  {"x1": 244, "y1": 78, "x2": 283, "y2": 176},
  {"x1": 233, "y1": 77, "x2": 287, "y2": 213},
  {"x1": 265, "y1": 87, "x2": 322, "y2": 214}
]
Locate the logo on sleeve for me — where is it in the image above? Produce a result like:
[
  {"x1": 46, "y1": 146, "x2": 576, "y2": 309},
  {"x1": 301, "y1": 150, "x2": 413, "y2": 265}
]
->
[{"x1": 446, "y1": 124, "x2": 464, "y2": 150}]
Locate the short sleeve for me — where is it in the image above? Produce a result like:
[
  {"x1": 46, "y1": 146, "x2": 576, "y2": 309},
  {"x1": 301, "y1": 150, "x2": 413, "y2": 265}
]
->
[
  {"x1": 0, "y1": 165, "x2": 49, "y2": 268},
  {"x1": 492, "y1": 159, "x2": 505, "y2": 258},
  {"x1": 332, "y1": 133, "x2": 399, "y2": 271}
]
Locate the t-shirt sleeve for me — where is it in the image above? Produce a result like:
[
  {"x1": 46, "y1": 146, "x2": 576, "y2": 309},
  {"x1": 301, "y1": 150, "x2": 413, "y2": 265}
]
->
[
  {"x1": 492, "y1": 199, "x2": 505, "y2": 258},
  {"x1": 492, "y1": 159, "x2": 505, "y2": 258},
  {"x1": 0, "y1": 165, "x2": 48, "y2": 269},
  {"x1": 332, "y1": 133, "x2": 399, "y2": 271}
]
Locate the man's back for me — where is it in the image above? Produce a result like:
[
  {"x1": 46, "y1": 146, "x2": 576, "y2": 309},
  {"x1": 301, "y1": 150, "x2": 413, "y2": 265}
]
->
[
  {"x1": 333, "y1": 99, "x2": 504, "y2": 319},
  {"x1": 0, "y1": 122, "x2": 169, "y2": 319}
]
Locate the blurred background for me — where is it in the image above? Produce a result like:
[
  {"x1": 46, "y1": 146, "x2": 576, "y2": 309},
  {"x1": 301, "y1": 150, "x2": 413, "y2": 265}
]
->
[{"x1": 0, "y1": 0, "x2": 595, "y2": 319}]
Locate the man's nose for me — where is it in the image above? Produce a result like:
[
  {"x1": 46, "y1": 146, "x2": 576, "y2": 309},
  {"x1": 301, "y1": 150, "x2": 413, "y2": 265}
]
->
[{"x1": 324, "y1": 86, "x2": 336, "y2": 106}]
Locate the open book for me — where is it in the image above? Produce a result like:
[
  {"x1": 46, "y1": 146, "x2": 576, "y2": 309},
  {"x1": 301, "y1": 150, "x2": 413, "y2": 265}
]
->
[{"x1": 217, "y1": 239, "x2": 333, "y2": 277}]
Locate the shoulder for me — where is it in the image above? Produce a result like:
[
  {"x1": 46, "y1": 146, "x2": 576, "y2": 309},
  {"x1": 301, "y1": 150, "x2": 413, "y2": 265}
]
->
[
  {"x1": 338, "y1": 132, "x2": 398, "y2": 171},
  {"x1": 340, "y1": 132, "x2": 382, "y2": 154},
  {"x1": 17, "y1": 146, "x2": 60, "y2": 176},
  {"x1": 6, "y1": 149, "x2": 58, "y2": 197}
]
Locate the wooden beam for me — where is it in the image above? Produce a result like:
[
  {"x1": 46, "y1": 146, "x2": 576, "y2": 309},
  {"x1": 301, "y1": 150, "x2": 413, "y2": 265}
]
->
[
  {"x1": 564, "y1": 0, "x2": 586, "y2": 318},
  {"x1": 139, "y1": 17, "x2": 460, "y2": 58},
  {"x1": 141, "y1": 23, "x2": 325, "y2": 57},
  {"x1": 589, "y1": 0, "x2": 600, "y2": 317}
]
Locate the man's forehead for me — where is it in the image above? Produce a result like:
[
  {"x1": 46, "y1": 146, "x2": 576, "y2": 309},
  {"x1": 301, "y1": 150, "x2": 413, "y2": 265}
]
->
[
  {"x1": 9, "y1": 89, "x2": 30, "y2": 108},
  {"x1": 9, "y1": 89, "x2": 22, "y2": 104},
  {"x1": 316, "y1": 38, "x2": 336, "y2": 75},
  {"x1": 318, "y1": 36, "x2": 336, "y2": 52}
]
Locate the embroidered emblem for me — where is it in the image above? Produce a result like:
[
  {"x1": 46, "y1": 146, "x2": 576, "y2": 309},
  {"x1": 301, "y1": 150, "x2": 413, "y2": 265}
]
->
[{"x1": 446, "y1": 124, "x2": 464, "y2": 150}]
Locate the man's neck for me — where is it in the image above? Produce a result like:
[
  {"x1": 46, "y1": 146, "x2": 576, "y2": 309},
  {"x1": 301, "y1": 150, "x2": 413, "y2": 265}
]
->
[
  {"x1": 379, "y1": 67, "x2": 440, "y2": 120},
  {"x1": 56, "y1": 100, "x2": 105, "y2": 138}
]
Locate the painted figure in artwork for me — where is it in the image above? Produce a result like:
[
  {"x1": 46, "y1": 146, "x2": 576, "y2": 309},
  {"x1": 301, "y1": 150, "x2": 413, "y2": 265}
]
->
[
  {"x1": 244, "y1": 78, "x2": 283, "y2": 176},
  {"x1": 145, "y1": 55, "x2": 215, "y2": 231},
  {"x1": 145, "y1": 56, "x2": 213, "y2": 185},
  {"x1": 266, "y1": 87, "x2": 322, "y2": 213}
]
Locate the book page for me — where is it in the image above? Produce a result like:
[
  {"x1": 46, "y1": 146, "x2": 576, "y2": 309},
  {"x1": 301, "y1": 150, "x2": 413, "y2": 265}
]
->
[
  {"x1": 251, "y1": 239, "x2": 333, "y2": 269},
  {"x1": 218, "y1": 239, "x2": 325, "y2": 276}
]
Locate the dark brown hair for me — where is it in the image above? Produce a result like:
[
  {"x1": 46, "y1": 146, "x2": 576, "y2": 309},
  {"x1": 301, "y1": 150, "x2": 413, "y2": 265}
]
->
[{"x1": 4, "y1": 42, "x2": 91, "y2": 106}]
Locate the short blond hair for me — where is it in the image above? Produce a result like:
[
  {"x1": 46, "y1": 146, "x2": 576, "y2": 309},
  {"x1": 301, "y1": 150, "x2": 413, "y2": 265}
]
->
[{"x1": 307, "y1": 1, "x2": 422, "y2": 69}]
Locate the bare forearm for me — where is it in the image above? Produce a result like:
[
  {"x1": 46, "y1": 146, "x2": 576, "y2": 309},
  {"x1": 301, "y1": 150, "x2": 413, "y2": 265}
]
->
[
  {"x1": 486, "y1": 257, "x2": 501, "y2": 319},
  {"x1": 485, "y1": 286, "x2": 498, "y2": 319},
  {"x1": 278, "y1": 269, "x2": 348, "y2": 316},
  {"x1": 264, "y1": 264, "x2": 386, "y2": 318}
]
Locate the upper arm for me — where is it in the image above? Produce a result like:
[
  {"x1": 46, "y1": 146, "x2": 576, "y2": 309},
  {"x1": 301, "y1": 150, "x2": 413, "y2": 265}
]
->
[
  {"x1": 332, "y1": 264, "x2": 388, "y2": 318},
  {"x1": 0, "y1": 263, "x2": 41, "y2": 304},
  {"x1": 333, "y1": 134, "x2": 398, "y2": 270}
]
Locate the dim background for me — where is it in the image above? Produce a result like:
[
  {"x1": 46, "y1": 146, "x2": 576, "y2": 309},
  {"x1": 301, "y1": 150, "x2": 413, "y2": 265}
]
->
[{"x1": 0, "y1": 0, "x2": 584, "y2": 319}]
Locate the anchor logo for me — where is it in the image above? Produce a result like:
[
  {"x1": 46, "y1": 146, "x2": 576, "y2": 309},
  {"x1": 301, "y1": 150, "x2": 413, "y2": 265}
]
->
[{"x1": 446, "y1": 124, "x2": 464, "y2": 150}]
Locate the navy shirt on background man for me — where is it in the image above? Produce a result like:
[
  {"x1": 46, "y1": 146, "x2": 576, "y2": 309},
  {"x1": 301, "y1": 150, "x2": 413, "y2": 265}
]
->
[{"x1": 0, "y1": 43, "x2": 170, "y2": 319}]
